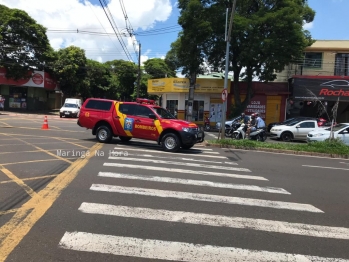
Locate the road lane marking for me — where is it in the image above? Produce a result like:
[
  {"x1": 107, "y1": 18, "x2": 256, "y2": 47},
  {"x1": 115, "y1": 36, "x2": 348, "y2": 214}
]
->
[
  {"x1": 0, "y1": 141, "x2": 94, "y2": 147},
  {"x1": 90, "y1": 184, "x2": 322, "y2": 212},
  {"x1": 114, "y1": 147, "x2": 226, "y2": 158},
  {"x1": 0, "y1": 133, "x2": 87, "y2": 141},
  {"x1": 0, "y1": 126, "x2": 85, "y2": 132},
  {"x1": 0, "y1": 174, "x2": 58, "y2": 184},
  {"x1": 51, "y1": 137, "x2": 90, "y2": 149},
  {"x1": 108, "y1": 157, "x2": 250, "y2": 172},
  {"x1": 0, "y1": 165, "x2": 38, "y2": 198},
  {"x1": 125, "y1": 153, "x2": 238, "y2": 165},
  {"x1": 0, "y1": 158, "x2": 76, "y2": 166},
  {"x1": 80, "y1": 203, "x2": 349, "y2": 239},
  {"x1": 1, "y1": 134, "x2": 72, "y2": 164},
  {"x1": 59, "y1": 232, "x2": 348, "y2": 261},
  {"x1": 98, "y1": 172, "x2": 289, "y2": 194},
  {"x1": 103, "y1": 163, "x2": 266, "y2": 181},
  {"x1": 302, "y1": 165, "x2": 349, "y2": 171},
  {"x1": 0, "y1": 209, "x2": 19, "y2": 216},
  {"x1": 0, "y1": 143, "x2": 103, "y2": 262}
]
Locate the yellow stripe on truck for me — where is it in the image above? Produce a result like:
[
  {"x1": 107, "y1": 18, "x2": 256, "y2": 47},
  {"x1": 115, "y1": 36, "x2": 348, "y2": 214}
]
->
[
  {"x1": 154, "y1": 120, "x2": 163, "y2": 135},
  {"x1": 114, "y1": 102, "x2": 132, "y2": 137}
]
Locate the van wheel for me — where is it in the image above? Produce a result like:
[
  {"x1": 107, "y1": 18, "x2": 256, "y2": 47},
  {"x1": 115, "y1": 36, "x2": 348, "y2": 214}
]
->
[
  {"x1": 281, "y1": 132, "x2": 292, "y2": 142},
  {"x1": 119, "y1": 136, "x2": 132, "y2": 142},
  {"x1": 162, "y1": 133, "x2": 180, "y2": 152},
  {"x1": 96, "y1": 125, "x2": 112, "y2": 143}
]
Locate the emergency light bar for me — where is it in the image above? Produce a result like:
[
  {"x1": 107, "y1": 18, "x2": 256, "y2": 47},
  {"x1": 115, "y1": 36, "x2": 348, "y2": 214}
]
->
[{"x1": 136, "y1": 98, "x2": 155, "y2": 104}]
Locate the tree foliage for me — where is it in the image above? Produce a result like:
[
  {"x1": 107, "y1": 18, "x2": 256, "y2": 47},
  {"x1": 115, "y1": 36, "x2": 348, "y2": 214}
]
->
[
  {"x1": 143, "y1": 58, "x2": 176, "y2": 78},
  {"x1": 0, "y1": 4, "x2": 53, "y2": 79},
  {"x1": 52, "y1": 46, "x2": 87, "y2": 97},
  {"x1": 105, "y1": 59, "x2": 137, "y2": 101},
  {"x1": 170, "y1": 0, "x2": 315, "y2": 113},
  {"x1": 176, "y1": 0, "x2": 213, "y2": 79}
]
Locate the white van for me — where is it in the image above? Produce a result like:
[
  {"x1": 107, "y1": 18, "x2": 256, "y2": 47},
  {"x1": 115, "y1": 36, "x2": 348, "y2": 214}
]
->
[{"x1": 59, "y1": 98, "x2": 82, "y2": 118}]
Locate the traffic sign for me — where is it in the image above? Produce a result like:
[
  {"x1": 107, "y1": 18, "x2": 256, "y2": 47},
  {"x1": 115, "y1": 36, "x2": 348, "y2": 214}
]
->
[{"x1": 222, "y1": 89, "x2": 228, "y2": 102}]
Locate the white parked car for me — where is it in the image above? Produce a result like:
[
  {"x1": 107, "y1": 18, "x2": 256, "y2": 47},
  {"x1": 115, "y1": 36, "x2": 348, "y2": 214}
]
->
[
  {"x1": 270, "y1": 119, "x2": 322, "y2": 142},
  {"x1": 59, "y1": 103, "x2": 80, "y2": 118},
  {"x1": 307, "y1": 123, "x2": 349, "y2": 145}
]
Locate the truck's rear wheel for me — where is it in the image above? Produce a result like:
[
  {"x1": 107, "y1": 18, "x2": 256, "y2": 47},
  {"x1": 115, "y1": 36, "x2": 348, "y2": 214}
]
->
[
  {"x1": 96, "y1": 125, "x2": 112, "y2": 143},
  {"x1": 161, "y1": 133, "x2": 180, "y2": 152},
  {"x1": 119, "y1": 136, "x2": 132, "y2": 142}
]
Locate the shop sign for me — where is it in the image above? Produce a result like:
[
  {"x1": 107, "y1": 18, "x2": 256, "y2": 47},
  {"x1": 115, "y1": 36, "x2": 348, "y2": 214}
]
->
[
  {"x1": 148, "y1": 78, "x2": 231, "y2": 94},
  {"x1": 293, "y1": 77, "x2": 349, "y2": 102},
  {"x1": 0, "y1": 68, "x2": 58, "y2": 90},
  {"x1": 244, "y1": 95, "x2": 266, "y2": 119}
]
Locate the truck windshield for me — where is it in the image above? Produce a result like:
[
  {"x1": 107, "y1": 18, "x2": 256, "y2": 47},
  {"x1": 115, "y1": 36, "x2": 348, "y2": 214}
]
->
[
  {"x1": 153, "y1": 107, "x2": 175, "y2": 119},
  {"x1": 325, "y1": 124, "x2": 348, "y2": 132},
  {"x1": 63, "y1": 103, "x2": 78, "y2": 108}
]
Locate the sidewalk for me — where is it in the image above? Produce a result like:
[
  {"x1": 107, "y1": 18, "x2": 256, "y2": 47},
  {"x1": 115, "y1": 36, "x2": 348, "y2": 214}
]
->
[{"x1": 0, "y1": 109, "x2": 60, "y2": 116}]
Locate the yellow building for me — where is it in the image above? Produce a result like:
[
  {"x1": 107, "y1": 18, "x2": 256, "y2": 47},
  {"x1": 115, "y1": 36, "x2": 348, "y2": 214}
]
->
[{"x1": 148, "y1": 77, "x2": 231, "y2": 125}]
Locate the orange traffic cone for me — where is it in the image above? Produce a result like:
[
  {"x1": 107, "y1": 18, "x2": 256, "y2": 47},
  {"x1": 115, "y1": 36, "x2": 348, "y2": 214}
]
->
[{"x1": 41, "y1": 116, "x2": 49, "y2": 130}]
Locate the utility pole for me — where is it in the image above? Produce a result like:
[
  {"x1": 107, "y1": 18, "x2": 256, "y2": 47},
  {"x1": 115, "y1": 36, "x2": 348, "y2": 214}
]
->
[
  {"x1": 220, "y1": 0, "x2": 237, "y2": 140},
  {"x1": 186, "y1": 72, "x2": 196, "y2": 122},
  {"x1": 137, "y1": 42, "x2": 141, "y2": 98}
]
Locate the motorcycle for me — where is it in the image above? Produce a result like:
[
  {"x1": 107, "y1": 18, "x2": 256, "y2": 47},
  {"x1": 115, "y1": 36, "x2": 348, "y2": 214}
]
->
[
  {"x1": 204, "y1": 116, "x2": 211, "y2": 131},
  {"x1": 225, "y1": 121, "x2": 241, "y2": 138},
  {"x1": 233, "y1": 124, "x2": 267, "y2": 142}
]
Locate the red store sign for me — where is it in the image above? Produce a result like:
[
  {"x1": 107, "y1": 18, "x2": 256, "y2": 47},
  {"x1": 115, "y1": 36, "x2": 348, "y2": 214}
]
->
[{"x1": 244, "y1": 95, "x2": 267, "y2": 119}]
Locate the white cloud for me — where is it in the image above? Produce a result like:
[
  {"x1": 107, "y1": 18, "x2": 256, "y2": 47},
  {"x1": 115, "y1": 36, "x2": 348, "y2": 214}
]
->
[
  {"x1": 303, "y1": 22, "x2": 314, "y2": 30},
  {"x1": 0, "y1": 0, "x2": 173, "y2": 63}
]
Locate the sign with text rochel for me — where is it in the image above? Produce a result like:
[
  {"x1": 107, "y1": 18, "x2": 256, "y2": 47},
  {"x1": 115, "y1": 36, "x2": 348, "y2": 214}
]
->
[
  {"x1": 244, "y1": 95, "x2": 266, "y2": 119},
  {"x1": 293, "y1": 77, "x2": 349, "y2": 102}
]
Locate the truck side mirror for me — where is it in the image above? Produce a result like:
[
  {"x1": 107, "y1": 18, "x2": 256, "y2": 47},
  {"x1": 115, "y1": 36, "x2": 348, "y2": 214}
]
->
[{"x1": 149, "y1": 113, "x2": 157, "y2": 120}]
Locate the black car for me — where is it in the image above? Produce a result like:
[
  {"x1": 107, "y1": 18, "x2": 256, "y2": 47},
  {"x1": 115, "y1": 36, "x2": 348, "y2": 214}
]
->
[{"x1": 267, "y1": 117, "x2": 317, "y2": 133}]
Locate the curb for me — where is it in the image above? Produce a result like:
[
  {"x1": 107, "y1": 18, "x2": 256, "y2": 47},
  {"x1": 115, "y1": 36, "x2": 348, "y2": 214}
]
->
[{"x1": 204, "y1": 142, "x2": 349, "y2": 159}]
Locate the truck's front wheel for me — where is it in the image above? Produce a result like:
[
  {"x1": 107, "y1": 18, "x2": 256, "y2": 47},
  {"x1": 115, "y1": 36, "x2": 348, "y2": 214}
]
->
[
  {"x1": 161, "y1": 133, "x2": 180, "y2": 152},
  {"x1": 96, "y1": 125, "x2": 112, "y2": 143}
]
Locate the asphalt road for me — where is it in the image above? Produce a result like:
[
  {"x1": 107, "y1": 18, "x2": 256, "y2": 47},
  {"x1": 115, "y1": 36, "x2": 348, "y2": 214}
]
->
[{"x1": 1, "y1": 114, "x2": 349, "y2": 261}]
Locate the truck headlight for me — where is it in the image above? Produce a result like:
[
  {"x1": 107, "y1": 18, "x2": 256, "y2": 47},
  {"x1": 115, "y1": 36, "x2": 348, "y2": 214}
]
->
[
  {"x1": 312, "y1": 133, "x2": 325, "y2": 137},
  {"x1": 182, "y1": 127, "x2": 190, "y2": 132}
]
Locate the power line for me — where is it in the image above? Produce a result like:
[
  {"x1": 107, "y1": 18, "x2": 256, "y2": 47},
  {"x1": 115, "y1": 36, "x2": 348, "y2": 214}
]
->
[{"x1": 98, "y1": 0, "x2": 133, "y2": 62}]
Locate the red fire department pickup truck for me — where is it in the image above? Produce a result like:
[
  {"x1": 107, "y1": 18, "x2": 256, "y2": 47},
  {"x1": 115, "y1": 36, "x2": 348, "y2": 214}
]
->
[{"x1": 77, "y1": 98, "x2": 205, "y2": 152}]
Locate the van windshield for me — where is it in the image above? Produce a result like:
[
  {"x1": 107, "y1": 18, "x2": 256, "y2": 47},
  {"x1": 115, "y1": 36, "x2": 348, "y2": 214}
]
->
[
  {"x1": 63, "y1": 103, "x2": 78, "y2": 108},
  {"x1": 152, "y1": 107, "x2": 175, "y2": 119}
]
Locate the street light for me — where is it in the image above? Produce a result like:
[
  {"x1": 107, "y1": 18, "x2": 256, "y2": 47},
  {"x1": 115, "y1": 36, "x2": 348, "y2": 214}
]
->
[{"x1": 220, "y1": 0, "x2": 237, "y2": 140}]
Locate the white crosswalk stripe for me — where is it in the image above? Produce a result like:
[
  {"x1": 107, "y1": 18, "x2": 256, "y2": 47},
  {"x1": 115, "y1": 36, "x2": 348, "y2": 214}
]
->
[
  {"x1": 108, "y1": 157, "x2": 250, "y2": 172},
  {"x1": 98, "y1": 172, "x2": 289, "y2": 194},
  {"x1": 57, "y1": 145, "x2": 349, "y2": 261},
  {"x1": 79, "y1": 203, "x2": 349, "y2": 240},
  {"x1": 112, "y1": 146, "x2": 227, "y2": 158},
  {"x1": 103, "y1": 163, "x2": 265, "y2": 180},
  {"x1": 90, "y1": 184, "x2": 322, "y2": 212},
  {"x1": 59, "y1": 232, "x2": 349, "y2": 262},
  {"x1": 125, "y1": 153, "x2": 238, "y2": 164}
]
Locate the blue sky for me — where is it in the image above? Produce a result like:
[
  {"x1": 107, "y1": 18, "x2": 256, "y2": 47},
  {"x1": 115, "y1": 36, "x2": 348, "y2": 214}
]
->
[{"x1": 0, "y1": 0, "x2": 348, "y2": 64}]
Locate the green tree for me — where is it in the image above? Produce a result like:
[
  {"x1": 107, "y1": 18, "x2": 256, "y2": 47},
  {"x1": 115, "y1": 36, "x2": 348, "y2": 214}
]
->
[
  {"x1": 143, "y1": 58, "x2": 176, "y2": 78},
  {"x1": 204, "y1": 0, "x2": 315, "y2": 113},
  {"x1": 52, "y1": 46, "x2": 87, "y2": 97},
  {"x1": 105, "y1": 60, "x2": 137, "y2": 101},
  {"x1": 0, "y1": 4, "x2": 52, "y2": 79},
  {"x1": 85, "y1": 59, "x2": 112, "y2": 99},
  {"x1": 176, "y1": 0, "x2": 213, "y2": 79}
]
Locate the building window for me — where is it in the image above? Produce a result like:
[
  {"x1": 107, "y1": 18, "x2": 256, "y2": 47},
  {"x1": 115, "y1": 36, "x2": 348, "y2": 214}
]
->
[
  {"x1": 334, "y1": 53, "x2": 349, "y2": 76},
  {"x1": 303, "y1": 52, "x2": 322, "y2": 69},
  {"x1": 166, "y1": 100, "x2": 178, "y2": 118},
  {"x1": 185, "y1": 100, "x2": 204, "y2": 121}
]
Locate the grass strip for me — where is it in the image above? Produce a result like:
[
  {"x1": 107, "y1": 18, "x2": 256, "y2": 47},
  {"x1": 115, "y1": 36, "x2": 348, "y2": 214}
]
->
[{"x1": 207, "y1": 139, "x2": 349, "y2": 157}]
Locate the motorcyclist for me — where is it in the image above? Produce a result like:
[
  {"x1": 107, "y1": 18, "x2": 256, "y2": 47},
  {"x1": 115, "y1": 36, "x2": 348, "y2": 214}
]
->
[
  {"x1": 255, "y1": 113, "x2": 266, "y2": 129},
  {"x1": 246, "y1": 114, "x2": 257, "y2": 138}
]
